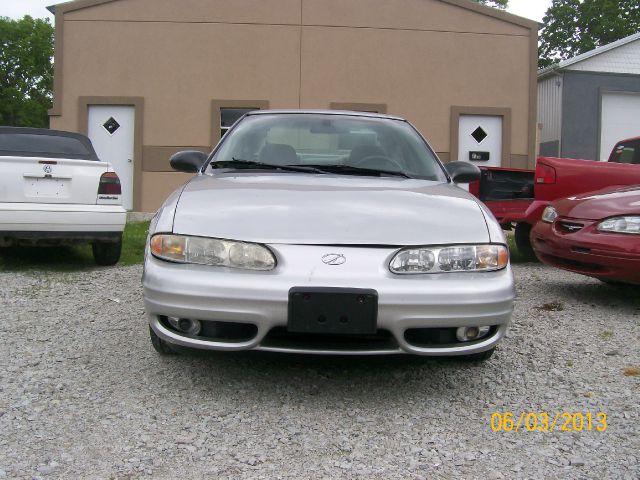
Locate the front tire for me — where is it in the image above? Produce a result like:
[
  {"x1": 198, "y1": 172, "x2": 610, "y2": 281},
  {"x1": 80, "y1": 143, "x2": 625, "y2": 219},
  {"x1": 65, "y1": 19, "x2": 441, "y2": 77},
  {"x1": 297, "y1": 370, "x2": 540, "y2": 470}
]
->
[
  {"x1": 514, "y1": 223, "x2": 535, "y2": 260},
  {"x1": 149, "y1": 326, "x2": 176, "y2": 355},
  {"x1": 92, "y1": 236, "x2": 122, "y2": 266}
]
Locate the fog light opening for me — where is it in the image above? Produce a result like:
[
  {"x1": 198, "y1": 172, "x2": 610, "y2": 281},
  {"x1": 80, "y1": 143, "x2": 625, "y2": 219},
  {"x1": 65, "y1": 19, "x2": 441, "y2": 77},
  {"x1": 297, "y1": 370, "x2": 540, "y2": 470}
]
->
[
  {"x1": 456, "y1": 326, "x2": 491, "y2": 342},
  {"x1": 167, "y1": 316, "x2": 202, "y2": 336},
  {"x1": 167, "y1": 316, "x2": 180, "y2": 330}
]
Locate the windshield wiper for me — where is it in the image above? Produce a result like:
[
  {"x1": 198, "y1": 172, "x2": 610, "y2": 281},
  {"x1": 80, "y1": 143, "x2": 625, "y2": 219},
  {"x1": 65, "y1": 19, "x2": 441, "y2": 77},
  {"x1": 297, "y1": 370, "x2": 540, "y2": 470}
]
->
[
  {"x1": 303, "y1": 164, "x2": 412, "y2": 178},
  {"x1": 212, "y1": 158, "x2": 325, "y2": 174}
]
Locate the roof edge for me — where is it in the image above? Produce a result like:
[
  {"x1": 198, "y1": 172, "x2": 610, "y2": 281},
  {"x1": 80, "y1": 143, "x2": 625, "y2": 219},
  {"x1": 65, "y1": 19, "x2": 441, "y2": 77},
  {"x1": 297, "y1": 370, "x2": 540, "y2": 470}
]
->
[
  {"x1": 48, "y1": 0, "x2": 118, "y2": 16},
  {"x1": 440, "y1": 0, "x2": 539, "y2": 30},
  {"x1": 538, "y1": 31, "x2": 640, "y2": 78},
  {"x1": 47, "y1": 0, "x2": 540, "y2": 31}
]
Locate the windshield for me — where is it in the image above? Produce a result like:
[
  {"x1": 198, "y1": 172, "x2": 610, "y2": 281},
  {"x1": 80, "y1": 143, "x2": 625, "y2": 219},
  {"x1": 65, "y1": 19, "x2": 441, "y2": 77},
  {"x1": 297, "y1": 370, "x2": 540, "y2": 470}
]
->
[{"x1": 210, "y1": 114, "x2": 447, "y2": 181}]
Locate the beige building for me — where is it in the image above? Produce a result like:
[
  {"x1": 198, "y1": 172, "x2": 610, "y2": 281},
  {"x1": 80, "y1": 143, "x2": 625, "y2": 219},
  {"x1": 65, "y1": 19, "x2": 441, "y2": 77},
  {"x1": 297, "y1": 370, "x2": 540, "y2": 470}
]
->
[{"x1": 48, "y1": 0, "x2": 538, "y2": 212}]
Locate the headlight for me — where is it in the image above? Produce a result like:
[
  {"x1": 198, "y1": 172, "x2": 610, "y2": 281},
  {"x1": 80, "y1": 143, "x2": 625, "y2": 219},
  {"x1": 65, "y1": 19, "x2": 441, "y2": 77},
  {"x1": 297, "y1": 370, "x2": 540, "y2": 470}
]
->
[
  {"x1": 150, "y1": 234, "x2": 276, "y2": 270},
  {"x1": 389, "y1": 244, "x2": 509, "y2": 274},
  {"x1": 597, "y1": 216, "x2": 640, "y2": 235},
  {"x1": 541, "y1": 206, "x2": 558, "y2": 223}
]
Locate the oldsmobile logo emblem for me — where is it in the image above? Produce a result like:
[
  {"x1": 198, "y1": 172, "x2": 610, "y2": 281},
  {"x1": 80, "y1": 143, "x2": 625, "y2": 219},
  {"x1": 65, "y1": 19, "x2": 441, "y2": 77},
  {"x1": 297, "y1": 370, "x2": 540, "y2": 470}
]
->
[{"x1": 322, "y1": 253, "x2": 346, "y2": 265}]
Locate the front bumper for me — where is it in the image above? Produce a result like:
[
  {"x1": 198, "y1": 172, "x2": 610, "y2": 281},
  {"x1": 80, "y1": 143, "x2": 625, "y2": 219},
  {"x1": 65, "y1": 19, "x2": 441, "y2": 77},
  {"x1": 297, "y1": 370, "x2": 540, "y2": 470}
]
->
[
  {"x1": 0, "y1": 202, "x2": 126, "y2": 242},
  {"x1": 532, "y1": 219, "x2": 640, "y2": 284},
  {"x1": 143, "y1": 244, "x2": 515, "y2": 356}
]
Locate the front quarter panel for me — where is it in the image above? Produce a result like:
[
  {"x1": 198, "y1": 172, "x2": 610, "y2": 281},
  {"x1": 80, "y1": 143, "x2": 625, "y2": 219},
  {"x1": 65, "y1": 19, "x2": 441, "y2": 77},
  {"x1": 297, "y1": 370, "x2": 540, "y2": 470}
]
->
[
  {"x1": 475, "y1": 200, "x2": 507, "y2": 244},
  {"x1": 151, "y1": 183, "x2": 190, "y2": 235},
  {"x1": 144, "y1": 183, "x2": 190, "y2": 274}
]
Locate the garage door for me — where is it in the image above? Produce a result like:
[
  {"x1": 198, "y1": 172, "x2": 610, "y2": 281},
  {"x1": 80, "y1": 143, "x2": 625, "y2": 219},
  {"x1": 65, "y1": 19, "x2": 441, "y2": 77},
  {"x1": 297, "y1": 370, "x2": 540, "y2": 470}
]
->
[{"x1": 600, "y1": 92, "x2": 640, "y2": 161}]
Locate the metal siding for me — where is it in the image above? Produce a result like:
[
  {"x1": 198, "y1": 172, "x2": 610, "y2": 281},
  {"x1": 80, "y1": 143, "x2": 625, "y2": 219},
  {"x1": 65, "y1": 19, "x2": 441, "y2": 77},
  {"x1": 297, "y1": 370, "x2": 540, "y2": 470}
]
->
[
  {"x1": 567, "y1": 39, "x2": 640, "y2": 75},
  {"x1": 537, "y1": 75, "x2": 562, "y2": 144}
]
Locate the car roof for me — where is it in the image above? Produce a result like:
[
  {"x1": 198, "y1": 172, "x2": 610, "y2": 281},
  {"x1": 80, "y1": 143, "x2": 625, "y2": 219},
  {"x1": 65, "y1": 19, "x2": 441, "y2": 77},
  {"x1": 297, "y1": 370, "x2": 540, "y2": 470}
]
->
[
  {"x1": 246, "y1": 109, "x2": 407, "y2": 122},
  {"x1": 0, "y1": 126, "x2": 91, "y2": 140},
  {"x1": 0, "y1": 126, "x2": 98, "y2": 161}
]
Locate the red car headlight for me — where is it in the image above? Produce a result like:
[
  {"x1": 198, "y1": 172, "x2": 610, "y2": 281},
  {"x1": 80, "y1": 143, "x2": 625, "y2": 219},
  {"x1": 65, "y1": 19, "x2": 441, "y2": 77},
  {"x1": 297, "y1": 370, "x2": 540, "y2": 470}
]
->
[{"x1": 597, "y1": 216, "x2": 640, "y2": 235}]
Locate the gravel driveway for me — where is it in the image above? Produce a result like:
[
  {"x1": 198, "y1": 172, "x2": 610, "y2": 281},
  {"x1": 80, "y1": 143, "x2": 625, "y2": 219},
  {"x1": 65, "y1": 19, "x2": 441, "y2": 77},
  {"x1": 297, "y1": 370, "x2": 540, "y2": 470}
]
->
[{"x1": 0, "y1": 264, "x2": 638, "y2": 479}]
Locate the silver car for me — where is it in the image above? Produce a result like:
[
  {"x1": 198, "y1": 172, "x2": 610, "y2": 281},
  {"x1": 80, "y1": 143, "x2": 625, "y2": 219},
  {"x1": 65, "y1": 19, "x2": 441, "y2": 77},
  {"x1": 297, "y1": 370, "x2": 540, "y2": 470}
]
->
[{"x1": 143, "y1": 111, "x2": 514, "y2": 360}]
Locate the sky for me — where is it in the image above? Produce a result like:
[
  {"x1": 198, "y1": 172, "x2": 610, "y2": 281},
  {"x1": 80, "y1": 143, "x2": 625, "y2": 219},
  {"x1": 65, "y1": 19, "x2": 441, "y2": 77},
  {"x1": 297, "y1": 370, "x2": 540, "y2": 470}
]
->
[{"x1": 1, "y1": 0, "x2": 552, "y2": 23}]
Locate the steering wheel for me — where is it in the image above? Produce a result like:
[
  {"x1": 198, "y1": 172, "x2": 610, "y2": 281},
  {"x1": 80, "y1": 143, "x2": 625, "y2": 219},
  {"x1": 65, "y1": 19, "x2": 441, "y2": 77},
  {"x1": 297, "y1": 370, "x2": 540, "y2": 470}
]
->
[{"x1": 350, "y1": 155, "x2": 404, "y2": 172}]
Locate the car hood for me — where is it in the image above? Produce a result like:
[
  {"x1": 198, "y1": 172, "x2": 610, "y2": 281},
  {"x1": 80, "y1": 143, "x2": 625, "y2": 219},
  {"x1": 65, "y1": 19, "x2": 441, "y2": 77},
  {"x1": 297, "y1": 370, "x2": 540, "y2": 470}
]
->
[
  {"x1": 172, "y1": 173, "x2": 490, "y2": 245},
  {"x1": 555, "y1": 185, "x2": 640, "y2": 219}
]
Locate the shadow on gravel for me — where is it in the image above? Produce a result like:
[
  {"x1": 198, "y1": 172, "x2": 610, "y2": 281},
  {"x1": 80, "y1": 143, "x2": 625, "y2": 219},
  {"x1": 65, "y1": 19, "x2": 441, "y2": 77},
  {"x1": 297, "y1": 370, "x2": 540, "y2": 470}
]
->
[
  {"x1": 0, "y1": 245, "x2": 95, "y2": 272},
  {"x1": 544, "y1": 279, "x2": 640, "y2": 311},
  {"x1": 156, "y1": 348, "x2": 489, "y2": 404}
]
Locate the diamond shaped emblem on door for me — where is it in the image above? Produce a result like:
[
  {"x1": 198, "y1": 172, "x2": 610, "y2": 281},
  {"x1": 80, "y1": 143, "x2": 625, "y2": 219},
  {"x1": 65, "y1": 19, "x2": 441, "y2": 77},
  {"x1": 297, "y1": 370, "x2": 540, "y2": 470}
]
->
[
  {"x1": 471, "y1": 126, "x2": 488, "y2": 144},
  {"x1": 103, "y1": 117, "x2": 120, "y2": 135}
]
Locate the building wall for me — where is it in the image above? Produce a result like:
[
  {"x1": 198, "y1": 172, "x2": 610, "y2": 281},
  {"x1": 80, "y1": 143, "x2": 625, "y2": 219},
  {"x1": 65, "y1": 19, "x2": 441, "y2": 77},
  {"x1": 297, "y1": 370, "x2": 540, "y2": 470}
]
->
[
  {"x1": 561, "y1": 71, "x2": 640, "y2": 160},
  {"x1": 537, "y1": 74, "x2": 563, "y2": 156},
  {"x1": 50, "y1": 0, "x2": 537, "y2": 212}
]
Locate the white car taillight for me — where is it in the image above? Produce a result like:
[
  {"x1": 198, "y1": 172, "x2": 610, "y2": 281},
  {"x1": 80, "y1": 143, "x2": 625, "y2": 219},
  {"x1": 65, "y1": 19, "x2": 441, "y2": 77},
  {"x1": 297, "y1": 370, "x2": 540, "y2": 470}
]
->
[{"x1": 97, "y1": 172, "x2": 122, "y2": 204}]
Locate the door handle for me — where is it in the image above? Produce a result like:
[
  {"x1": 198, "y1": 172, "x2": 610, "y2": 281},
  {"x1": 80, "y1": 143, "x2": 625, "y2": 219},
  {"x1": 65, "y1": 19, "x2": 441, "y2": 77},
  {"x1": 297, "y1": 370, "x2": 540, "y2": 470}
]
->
[{"x1": 127, "y1": 159, "x2": 132, "y2": 163}]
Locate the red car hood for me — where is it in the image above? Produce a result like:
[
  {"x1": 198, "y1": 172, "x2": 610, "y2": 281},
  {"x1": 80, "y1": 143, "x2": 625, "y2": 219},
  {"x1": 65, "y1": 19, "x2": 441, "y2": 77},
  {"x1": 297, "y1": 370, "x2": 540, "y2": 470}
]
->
[{"x1": 554, "y1": 185, "x2": 640, "y2": 219}]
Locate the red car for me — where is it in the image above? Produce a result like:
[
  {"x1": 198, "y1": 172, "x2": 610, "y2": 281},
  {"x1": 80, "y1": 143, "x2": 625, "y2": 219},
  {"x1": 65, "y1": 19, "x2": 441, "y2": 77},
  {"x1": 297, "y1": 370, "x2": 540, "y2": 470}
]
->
[
  {"x1": 470, "y1": 136, "x2": 640, "y2": 257},
  {"x1": 531, "y1": 185, "x2": 640, "y2": 285}
]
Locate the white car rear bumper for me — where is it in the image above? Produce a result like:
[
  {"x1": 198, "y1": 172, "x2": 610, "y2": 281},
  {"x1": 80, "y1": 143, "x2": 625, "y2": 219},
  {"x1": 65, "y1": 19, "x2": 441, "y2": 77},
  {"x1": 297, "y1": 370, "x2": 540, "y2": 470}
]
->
[{"x1": 0, "y1": 202, "x2": 126, "y2": 233}]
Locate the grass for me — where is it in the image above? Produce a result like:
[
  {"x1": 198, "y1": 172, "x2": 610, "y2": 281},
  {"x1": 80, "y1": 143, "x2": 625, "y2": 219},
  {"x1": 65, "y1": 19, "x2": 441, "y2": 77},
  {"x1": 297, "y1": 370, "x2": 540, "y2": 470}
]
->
[
  {"x1": 505, "y1": 231, "x2": 534, "y2": 264},
  {"x1": 120, "y1": 221, "x2": 150, "y2": 265},
  {"x1": 0, "y1": 221, "x2": 150, "y2": 272},
  {"x1": 599, "y1": 329, "x2": 614, "y2": 340}
]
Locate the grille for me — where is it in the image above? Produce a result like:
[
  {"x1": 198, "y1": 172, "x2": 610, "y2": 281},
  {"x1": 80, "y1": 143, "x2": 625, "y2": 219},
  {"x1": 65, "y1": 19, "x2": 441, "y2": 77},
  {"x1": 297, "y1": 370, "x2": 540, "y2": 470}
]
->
[
  {"x1": 559, "y1": 222, "x2": 584, "y2": 233},
  {"x1": 260, "y1": 327, "x2": 398, "y2": 352}
]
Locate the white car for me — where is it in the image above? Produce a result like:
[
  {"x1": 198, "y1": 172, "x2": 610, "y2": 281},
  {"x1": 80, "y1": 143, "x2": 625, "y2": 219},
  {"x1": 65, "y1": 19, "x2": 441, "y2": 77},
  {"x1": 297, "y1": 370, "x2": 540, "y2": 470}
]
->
[{"x1": 0, "y1": 127, "x2": 127, "y2": 265}]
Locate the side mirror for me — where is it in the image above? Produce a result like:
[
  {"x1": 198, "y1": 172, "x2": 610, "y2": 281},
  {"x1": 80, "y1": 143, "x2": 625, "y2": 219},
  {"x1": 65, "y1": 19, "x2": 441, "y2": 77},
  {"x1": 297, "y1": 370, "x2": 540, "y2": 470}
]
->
[
  {"x1": 170, "y1": 150, "x2": 208, "y2": 173},
  {"x1": 445, "y1": 161, "x2": 481, "y2": 184}
]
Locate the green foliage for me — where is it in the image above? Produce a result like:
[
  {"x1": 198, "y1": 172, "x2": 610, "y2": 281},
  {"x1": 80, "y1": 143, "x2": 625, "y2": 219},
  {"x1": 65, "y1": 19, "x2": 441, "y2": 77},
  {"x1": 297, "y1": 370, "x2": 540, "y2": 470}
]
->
[
  {"x1": 120, "y1": 221, "x2": 151, "y2": 266},
  {"x1": 505, "y1": 231, "x2": 531, "y2": 264},
  {"x1": 539, "y1": 0, "x2": 640, "y2": 68},
  {"x1": 0, "y1": 16, "x2": 54, "y2": 128},
  {"x1": 472, "y1": 0, "x2": 509, "y2": 9}
]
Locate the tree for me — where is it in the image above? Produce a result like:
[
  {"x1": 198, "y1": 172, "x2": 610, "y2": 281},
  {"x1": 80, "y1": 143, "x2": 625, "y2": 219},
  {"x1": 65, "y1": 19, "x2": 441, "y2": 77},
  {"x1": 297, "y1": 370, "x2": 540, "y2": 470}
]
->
[
  {"x1": 539, "y1": 0, "x2": 640, "y2": 68},
  {"x1": 473, "y1": 0, "x2": 508, "y2": 9},
  {"x1": 0, "y1": 16, "x2": 54, "y2": 128}
]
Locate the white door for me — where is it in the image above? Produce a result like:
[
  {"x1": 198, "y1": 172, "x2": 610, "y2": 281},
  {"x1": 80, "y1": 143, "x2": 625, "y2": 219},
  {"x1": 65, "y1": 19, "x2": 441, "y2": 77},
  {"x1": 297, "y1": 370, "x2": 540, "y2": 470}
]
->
[
  {"x1": 600, "y1": 92, "x2": 640, "y2": 161},
  {"x1": 88, "y1": 105, "x2": 135, "y2": 210},
  {"x1": 458, "y1": 115, "x2": 502, "y2": 168}
]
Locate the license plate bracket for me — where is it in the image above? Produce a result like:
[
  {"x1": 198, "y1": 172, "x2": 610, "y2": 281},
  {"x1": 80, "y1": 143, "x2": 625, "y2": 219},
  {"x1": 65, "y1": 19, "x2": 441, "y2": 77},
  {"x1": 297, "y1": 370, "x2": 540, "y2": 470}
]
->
[
  {"x1": 288, "y1": 287, "x2": 378, "y2": 335},
  {"x1": 24, "y1": 176, "x2": 70, "y2": 198}
]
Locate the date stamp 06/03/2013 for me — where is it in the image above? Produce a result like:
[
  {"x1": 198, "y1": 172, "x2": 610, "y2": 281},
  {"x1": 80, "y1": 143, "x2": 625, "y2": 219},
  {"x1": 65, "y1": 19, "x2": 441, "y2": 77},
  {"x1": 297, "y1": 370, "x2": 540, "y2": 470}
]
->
[{"x1": 490, "y1": 412, "x2": 608, "y2": 433}]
